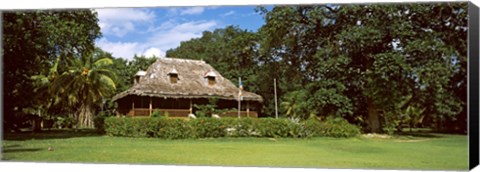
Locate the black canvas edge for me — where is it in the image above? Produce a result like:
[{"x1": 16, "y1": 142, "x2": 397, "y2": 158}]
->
[
  {"x1": 0, "y1": 11, "x2": 4, "y2": 161},
  {"x1": 469, "y1": 2, "x2": 480, "y2": 170}
]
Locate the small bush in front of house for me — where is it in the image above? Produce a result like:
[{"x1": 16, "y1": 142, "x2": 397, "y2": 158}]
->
[
  {"x1": 226, "y1": 118, "x2": 259, "y2": 137},
  {"x1": 93, "y1": 112, "x2": 107, "y2": 134},
  {"x1": 105, "y1": 117, "x2": 191, "y2": 138},
  {"x1": 316, "y1": 116, "x2": 361, "y2": 138},
  {"x1": 151, "y1": 109, "x2": 162, "y2": 118},
  {"x1": 104, "y1": 117, "x2": 151, "y2": 137},
  {"x1": 256, "y1": 118, "x2": 291, "y2": 138},
  {"x1": 153, "y1": 118, "x2": 192, "y2": 139},
  {"x1": 104, "y1": 116, "x2": 361, "y2": 139},
  {"x1": 190, "y1": 118, "x2": 228, "y2": 138},
  {"x1": 302, "y1": 118, "x2": 323, "y2": 137},
  {"x1": 104, "y1": 117, "x2": 126, "y2": 136}
]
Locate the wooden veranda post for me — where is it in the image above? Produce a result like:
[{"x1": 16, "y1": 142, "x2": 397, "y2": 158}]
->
[
  {"x1": 132, "y1": 98, "x2": 135, "y2": 116},
  {"x1": 189, "y1": 99, "x2": 193, "y2": 114},
  {"x1": 149, "y1": 97, "x2": 152, "y2": 116},
  {"x1": 247, "y1": 101, "x2": 250, "y2": 117}
]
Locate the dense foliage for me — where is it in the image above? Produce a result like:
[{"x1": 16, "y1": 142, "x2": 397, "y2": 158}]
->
[
  {"x1": 167, "y1": 3, "x2": 468, "y2": 133},
  {"x1": 104, "y1": 117, "x2": 360, "y2": 139},
  {"x1": 2, "y1": 10, "x2": 157, "y2": 130},
  {"x1": 3, "y1": 10, "x2": 102, "y2": 131},
  {"x1": 4, "y1": 3, "x2": 468, "y2": 134}
]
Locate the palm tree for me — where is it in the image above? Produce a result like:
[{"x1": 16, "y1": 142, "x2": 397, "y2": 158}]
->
[
  {"x1": 52, "y1": 54, "x2": 116, "y2": 128},
  {"x1": 28, "y1": 57, "x2": 62, "y2": 131},
  {"x1": 280, "y1": 90, "x2": 311, "y2": 120}
]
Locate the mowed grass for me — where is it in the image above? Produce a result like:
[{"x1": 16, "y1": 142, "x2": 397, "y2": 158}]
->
[{"x1": 2, "y1": 130, "x2": 468, "y2": 170}]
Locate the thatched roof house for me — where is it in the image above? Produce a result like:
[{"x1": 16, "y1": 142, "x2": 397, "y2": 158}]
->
[{"x1": 112, "y1": 58, "x2": 263, "y2": 118}]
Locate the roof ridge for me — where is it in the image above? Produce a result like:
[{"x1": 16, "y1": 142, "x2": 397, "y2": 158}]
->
[{"x1": 161, "y1": 57, "x2": 206, "y2": 63}]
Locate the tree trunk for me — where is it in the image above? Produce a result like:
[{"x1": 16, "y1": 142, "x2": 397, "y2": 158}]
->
[
  {"x1": 32, "y1": 115, "x2": 42, "y2": 132},
  {"x1": 367, "y1": 98, "x2": 381, "y2": 133},
  {"x1": 77, "y1": 104, "x2": 94, "y2": 128}
]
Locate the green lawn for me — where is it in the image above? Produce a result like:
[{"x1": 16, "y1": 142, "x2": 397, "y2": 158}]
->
[{"x1": 2, "y1": 130, "x2": 468, "y2": 170}]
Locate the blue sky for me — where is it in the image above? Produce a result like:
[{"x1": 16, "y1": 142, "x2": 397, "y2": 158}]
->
[{"x1": 95, "y1": 6, "x2": 266, "y2": 60}]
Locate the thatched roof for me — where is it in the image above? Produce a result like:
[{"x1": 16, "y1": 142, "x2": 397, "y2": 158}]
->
[{"x1": 112, "y1": 58, "x2": 263, "y2": 102}]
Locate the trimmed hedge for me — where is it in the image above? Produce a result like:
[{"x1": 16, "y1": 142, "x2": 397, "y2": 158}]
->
[{"x1": 104, "y1": 117, "x2": 361, "y2": 139}]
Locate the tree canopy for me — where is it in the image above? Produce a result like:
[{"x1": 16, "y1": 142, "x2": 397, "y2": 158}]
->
[
  {"x1": 3, "y1": 3, "x2": 468, "y2": 134},
  {"x1": 3, "y1": 10, "x2": 102, "y2": 130},
  {"x1": 167, "y1": 2, "x2": 468, "y2": 133}
]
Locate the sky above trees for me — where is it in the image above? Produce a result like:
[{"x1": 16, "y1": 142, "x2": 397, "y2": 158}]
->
[{"x1": 95, "y1": 6, "x2": 267, "y2": 60}]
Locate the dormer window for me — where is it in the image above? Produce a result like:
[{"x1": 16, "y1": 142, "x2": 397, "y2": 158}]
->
[
  {"x1": 207, "y1": 76, "x2": 216, "y2": 85},
  {"x1": 204, "y1": 71, "x2": 217, "y2": 86},
  {"x1": 134, "y1": 70, "x2": 147, "y2": 84},
  {"x1": 168, "y1": 68, "x2": 178, "y2": 84}
]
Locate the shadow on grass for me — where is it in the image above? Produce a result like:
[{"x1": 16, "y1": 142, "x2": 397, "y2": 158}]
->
[
  {"x1": 396, "y1": 129, "x2": 445, "y2": 138},
  {"x1": 3, "y1": 129, "x2": 102, "y2": 141},
  {"x1": 2, "y1": 144, "x2": 21, "y2": 148},
  {"x1": 398, "y1": 132, "x2": 442, "y2": 138},
  {"x1": 2, "y1": 148, "x2": 43, "y2": 153}
]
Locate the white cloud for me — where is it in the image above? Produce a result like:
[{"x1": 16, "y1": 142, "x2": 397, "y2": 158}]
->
[
  {"x1": 96, "y1": 8, "x2": 155, "y2": 37},
  {"x1": 180, "y1": 7, "x2": 205, "y2": 15},
  {"x1": 96, "y1": 38, "x2": 141, "y2": 59},
  {"x1": 143, "y1": 47, "x2": 165, "y2": 58},
  {"x1": 147, "y1": 20, "x2": 218, "y2": 52},
  {"x1": 147, "y1": 19, "x2": 176, "y2": 32},
  {"x1": 221, "y1": 10, "x2": 235, "y2": 17},
  {"x1": 97, "y1": 8, "x2": 155, "y2": 21},
  {"x1": 173, "y1": 20, "x2": 217, "y2": 32},
  {"x1": 96, "y1": 20, "x2": 217, "y2": 60}
]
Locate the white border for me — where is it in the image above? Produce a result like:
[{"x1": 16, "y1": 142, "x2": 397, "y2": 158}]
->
[
  {"x1": 0, "y1": 0, "x2": 472, "y2": 10},
  {"x1": 0, "y1": 162, "x2": 453, "y2": 172},
  {"x1": 0, "y1": 0, "x2": 477, "y2": 172}
]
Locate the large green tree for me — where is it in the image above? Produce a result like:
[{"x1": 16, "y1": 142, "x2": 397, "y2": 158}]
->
[
  {"x1": 3, "y1": 10, "x2": 101, "y2": 131},
  {"x1": 257, "y1": 3, "x2": 467, "y2": 132},
  {"x1": 51, "y1": 54, "x2": 116, "y2": 128}
]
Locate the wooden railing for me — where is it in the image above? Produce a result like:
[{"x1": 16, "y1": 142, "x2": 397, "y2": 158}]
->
[
  {"x1": 129, "y1": 108, "x2": 257, "y2": 118},
  {"x1": 132, "y1": 108, "x2": 150, "y2": 116},
  {"x1": 131, "y1": 108, "x2": 190, "y2": 117},
  {"x1": 221, "y1": 111, "x2": 258, "y2": 118}
]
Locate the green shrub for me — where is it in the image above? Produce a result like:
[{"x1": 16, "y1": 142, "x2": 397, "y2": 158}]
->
[
  {"x1": 104, "y1": 117, "x2": 125, "y2": 136},
  {"x1": 382, "y1": 123, "x2": 397, "y2": 135},
  {"x1": 302, "y1": 118, "x2": 323, "y2": 137},
  {"x1": 151, "y1": 109, "x2": 162, "y2": 118},
  {"x1": 257, "y1": 118, "x2": 290, "y2": 137},
  {"x1": 53, "y1": 116, "x2": 75, "y2": 129},
  {"x1": 226, "y1": 118, "x2": 258, "y2": 137},
  {"x1": 154, "y1": 118, "x2": 191, "y2": 139},
  {"x1": 190, "y1": 118, "x2": 228, "y2": 138},
  {"x1": 255, "y1": 118, "x2": 309, "y2": 138},
  {"x1": 104, "y1": 117, "x2": 152, "y2": 137},
  {"x1": 104, "y1": 116, "x2": 361, "y2": 139},
  {"x1": 93, "y1": 112, "x2": 107, "y2": 134},
  {"x1": 317, "y1": 116, "x2": 361, "y2": 137}
]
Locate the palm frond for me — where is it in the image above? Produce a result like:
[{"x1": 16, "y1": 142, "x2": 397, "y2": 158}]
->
[{"x1": 94, "y1": 58, "x2": 113, "y2": 68}]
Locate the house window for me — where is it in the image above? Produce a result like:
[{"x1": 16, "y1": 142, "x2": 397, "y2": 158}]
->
[
  {"x1": 207, "y1": 76, "x2": 216, "y2": 85},
  {"x1": 204, "y1": 71, "x2": 217, "y2": 86},
  {"x1": 134, "y1": 70, "x2": 146, "y2": 84},
  {"x1": 170, "y1": 74, "x2": 178, "y2": 84},
  {"x1": 168, "y1": 68, "x2": 178, "y2": 84},
  {"x1": 134, "y1": 76, "x2": 141, "y2": 84}
]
